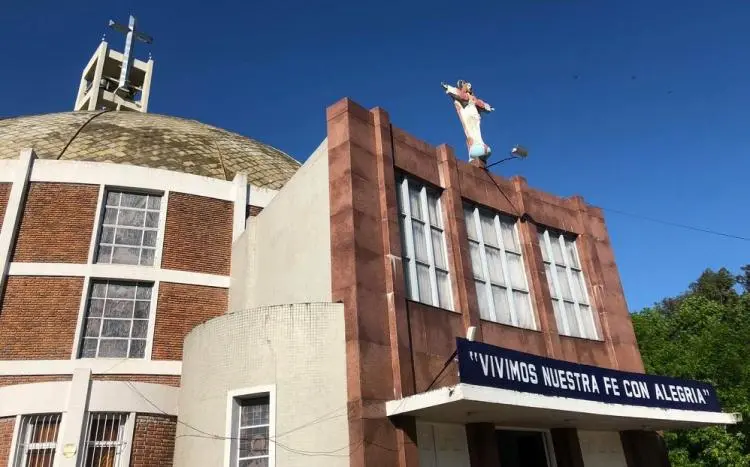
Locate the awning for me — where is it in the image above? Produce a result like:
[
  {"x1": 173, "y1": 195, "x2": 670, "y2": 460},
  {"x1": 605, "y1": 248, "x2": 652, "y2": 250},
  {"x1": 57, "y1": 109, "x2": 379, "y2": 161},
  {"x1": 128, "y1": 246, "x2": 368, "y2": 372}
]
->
[{"x1": 386, "y1": 383, "x2": 741, "y2": 431}]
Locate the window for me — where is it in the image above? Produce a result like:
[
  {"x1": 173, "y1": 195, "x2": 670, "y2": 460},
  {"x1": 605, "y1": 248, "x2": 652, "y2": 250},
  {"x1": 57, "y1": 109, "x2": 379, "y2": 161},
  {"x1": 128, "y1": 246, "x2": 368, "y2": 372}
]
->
[
  {"x1": 465, "y1": 205, "x2": 535, "y2": 329},
  {"x1": 96, "y1": 190, "x2": 162, "y2": 266},
  {"x1": 396, "y1": 176, "x2": 453, "y2": 310},
  {"x1": 79, "y1": 413, "x2": 129, "y2": 467},
  {"x1": 13, "y1": 414, "x2": 61, "y2": 467},
  {"x1": 79, "y1": 280, "x2": 152, "y2": 358},
  {"x1": 235, "y1": 396, "x2": 271, "y2": 467},
  {"x1": 538, "y1": 228, "x2": 598, "y2": 339}
]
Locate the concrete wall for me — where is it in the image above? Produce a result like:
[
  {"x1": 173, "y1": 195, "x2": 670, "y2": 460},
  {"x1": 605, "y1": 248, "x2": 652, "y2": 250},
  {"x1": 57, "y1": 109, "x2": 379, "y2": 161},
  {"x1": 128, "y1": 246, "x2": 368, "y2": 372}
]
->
[
  {"x1": 229, "y1": 139, "x2": 331, "y2": 312},
  {"x1": 174, "y1": 303, "x2": 349, "y2": 467},
  {"x1": 578, "y1": 430, "x2": 628, "y2": 467}
]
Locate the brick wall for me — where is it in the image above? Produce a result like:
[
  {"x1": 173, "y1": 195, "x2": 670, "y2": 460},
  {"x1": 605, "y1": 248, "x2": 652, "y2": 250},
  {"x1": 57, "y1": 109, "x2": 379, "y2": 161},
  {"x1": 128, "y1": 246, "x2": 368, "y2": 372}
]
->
[
  {"x1": 0, "y1": 375, "x2": 70, "y2": 387},
  {"x1": 92, "y1": 375, "x2": 180, "y2": 387},
  {"x1": 246, "y1": 205, "x2": 263, "y2": 217},
  {"x1": 160, "y1": 192, "x2": 233, "y2": 276},
  {"x1": 0, "y1": 277, "x2": 83, "y2": 359},
  {"x1": 12, "y1": 183, "x2": 99, "y2": 263},
  {"x1": 0, "y1": 417, "x2": 14, "y2": 467},
  {"x1": 129, "y1": 414, "x2": 176, "y2": 467},
  {"x1": 152, "y1": 282, "x2": 227, "y2": 360},
  {"x1": 0, "y1": 183, "x2": 10, "y2": 230}
]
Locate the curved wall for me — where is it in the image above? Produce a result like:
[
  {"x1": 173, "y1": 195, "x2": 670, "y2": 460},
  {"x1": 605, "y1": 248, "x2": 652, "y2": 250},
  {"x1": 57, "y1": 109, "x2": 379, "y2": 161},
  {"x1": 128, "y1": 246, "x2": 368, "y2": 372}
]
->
[{"x1": 175, "y1": 303, "x2": 349, "y2": 467}]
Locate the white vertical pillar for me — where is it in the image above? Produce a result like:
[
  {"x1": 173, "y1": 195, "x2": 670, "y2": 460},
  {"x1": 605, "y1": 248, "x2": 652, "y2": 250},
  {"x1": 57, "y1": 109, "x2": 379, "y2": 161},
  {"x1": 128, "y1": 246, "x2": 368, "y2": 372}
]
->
[
  {"x1": 140, "y1": 58, "x2": 155, "y2": 112},
  {"x1": 232, "y1": 173, "x2": 248, "y2": 242},
  {"x1": 0, "y1": 149, "x2": 35, "y2": 294},
  {"x1": 56, "y1": 368, "x2": 92, "y2": 466},
  {"x1": 88, "y1": 43, "x2": 108, "y2": 111}
]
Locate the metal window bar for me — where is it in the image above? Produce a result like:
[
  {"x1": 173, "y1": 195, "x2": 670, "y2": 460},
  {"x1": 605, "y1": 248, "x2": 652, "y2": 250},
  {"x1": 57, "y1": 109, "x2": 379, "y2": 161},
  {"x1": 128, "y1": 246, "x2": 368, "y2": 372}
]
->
[
  {"x1": 96, "y1": 190, "x2": 161, "y2": 266},
  {"x1": 13, "y1": 413, "x2": 61, "y2": 467},
  {"x1": 79, "y1": 412, "x2": 128, "y2": 467},
  {"x1": 237, "y1": 398, "x2": 270, "y2": 466}
]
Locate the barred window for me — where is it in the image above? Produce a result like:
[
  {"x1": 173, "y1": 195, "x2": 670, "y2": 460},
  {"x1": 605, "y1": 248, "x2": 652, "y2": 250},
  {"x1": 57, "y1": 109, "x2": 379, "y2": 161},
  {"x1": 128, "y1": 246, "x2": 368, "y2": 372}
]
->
[
  {"x1": 538, "y1": 228, "x2": 598, "y2": 339},
  {"x1": 396, "y1": 176, "x2": 453, "y2": 310},
  {"x1": 79, "y1": 280, "x2": 152, "y2": 359},
  {"x1": 465, "y1": 205, "x2": 535, "y2": 329},
  {"x1": 13, "y1": 414, "x2": 61, "y2": 467},
  {"x1": 237, "y1": 397, "x2": 270, "y2": 467},
  {"x1": 96, "y1": 190, "x2": 161, "y2": 266},
  {"x1": 80, "y1": 413, "x2": 129, "y2": 467}
]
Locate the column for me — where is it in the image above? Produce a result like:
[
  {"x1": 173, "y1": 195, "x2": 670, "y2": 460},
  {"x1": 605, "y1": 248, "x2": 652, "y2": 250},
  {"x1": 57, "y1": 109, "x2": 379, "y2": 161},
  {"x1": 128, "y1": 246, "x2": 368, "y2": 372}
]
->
[
  {"x1": 0, "y1": 149, "x2": 35, "y2": 294},
  {"x1": 56, "y1": 368, "x2": 92, "y2": 466}
]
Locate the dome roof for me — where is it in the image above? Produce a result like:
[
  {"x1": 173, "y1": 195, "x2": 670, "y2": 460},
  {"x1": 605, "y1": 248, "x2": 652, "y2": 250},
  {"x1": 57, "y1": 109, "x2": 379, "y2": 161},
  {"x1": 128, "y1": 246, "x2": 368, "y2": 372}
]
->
[{"x1": 0, "y1": 111, "x2": 300, "y2": 189}]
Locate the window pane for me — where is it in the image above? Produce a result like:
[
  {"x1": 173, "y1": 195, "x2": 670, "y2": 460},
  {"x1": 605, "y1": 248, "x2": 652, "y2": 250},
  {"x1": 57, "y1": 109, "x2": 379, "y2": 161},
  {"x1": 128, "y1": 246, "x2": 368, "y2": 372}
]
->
[
  {"x1": 239, "y1": 459, "x2": 268, "y2": 467},
  {"x1": 121, "y1": 193, "x2": 147, "y2": 208},
  {"x1": 112, "y1": 246, "x2": 140, "y2": 265},
  {"x1": 552, "y1": 300, "x2": 566, "y2": 334},
  {"x1": 81, "y1": 339, "x2": 98, "y2": 357},
  {"x1": 115, "y1": 228, "x2": 142, "y2": 246},
  {"x1": 98, "y1": 339, "x2": 128, "y2": 357},
  {"x1": 427, "y1": 193, "x2": 442, "y2": 228},
  {"x1": 412, "y1": 221, "x2": 428, "y2": 262},
  {"x1": 556, "y1": 266, "x2": 573, "y2": 300},
  {"x1": 475, "y1": 281, "x2": 492, "y2": 320},
  {"x1": 129, "y1": 339, "x2": 146, "y2": 358},
  {"x1": 85, "y1": 318, "x2": 101, "y2": 337},
  {"x1": 469, "y1": 241, "x2": 483, "y2": 279},
  {"x1": 431, "y1": 229, "x2": 447, "y2": 270},
  {"x1": 564, "y1": 302, "x2": 581, "y2": 338},
  {"x1": 140, "y1": 248, "x2": 155, "y2": 266},
  {"x1": 241, "y1": 400, "x2": 270, "y2": 426},
  {"x1": 240, "y1": 427, "x2": 269, "y2": 457},
  {"x1": 565, "y1": 237, "x2": 580, "y2": 268},
  {"x1": 96, "y1": 246, "x2": 112, "y2": 263},
  {"x1": 485, "y1": 247, "x2": 504, "y2": 284},
  {"x1": 499, "y1": 219, "x2": 518, "y2": 251},
  {"x1": 436, "y1": 270, "x2": 452, "y2": 310},
  {"x1": 98, "y1": 190, "x2": 162, "y2": 266},
  {"x1": 147, "y1": 195, "x2": 161, "y2": 210},
  {"x1": 145, "y1": 212, "x2": 159, "y2": 228},
  {"x1": 571, "y1": 270, "x2": 588, "y2": 304},
  {"x1": 143, "y1": 230, "x2": 157, "y2": 247},
  {"x1": 538, "y1": 232, "x2": 549, "y2": 261},
  {"x1": 416, "y1": 263, "x2": 432, "y2": 305},
  {"x1": 550, "y1": 235, "x2": 564, "y2": 264},
  {"x1": 513, "y1": 290, "x2": 534, "y2": 329},
  {"x1": 464, "y1": 208, "x2": 477, "y2": 240},
  {"x1": 117, "y1": 209, "x2": 145, "y2": 227},
  {"x1": 480, "y1": 213, "x2": 497, "y2": 247},
  {"x1": 409, "y1": 185, "x2": 422, "y2": 220},
  {"x1": 403, "y1": 258, "x2": 413, "y2": 299},
  {"x1": 102, "y1": 319, "x2": 130, "y2": 338},
  {"x1": 580, "y1": 305, "x2": 597, "y2": 339},
  {"x1": 492, "y1": 285, "x2": 512, "y2": 324},
  {"x1": 544, "y1": 263, "x2": 556, "y2": 298},
  {"x1": 104, "y1": 300, "x2": 134, "y2": 318},
  {"x1": 506, "y1": 252, "x2": 526, "y2": 289}
]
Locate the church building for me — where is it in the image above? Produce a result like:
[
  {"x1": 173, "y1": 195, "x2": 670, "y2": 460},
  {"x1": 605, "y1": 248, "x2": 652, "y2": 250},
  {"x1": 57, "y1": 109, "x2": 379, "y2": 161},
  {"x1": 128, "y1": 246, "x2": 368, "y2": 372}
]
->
[{"x1": 0, "y1": 16, "x2": 739, "y2": 467}]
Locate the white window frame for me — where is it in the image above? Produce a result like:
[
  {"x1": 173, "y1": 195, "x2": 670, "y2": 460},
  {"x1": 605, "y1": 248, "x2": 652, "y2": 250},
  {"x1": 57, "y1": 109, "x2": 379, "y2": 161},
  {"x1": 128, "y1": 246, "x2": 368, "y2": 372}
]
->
[
  {"x1": 397, "y1": 175, "x2": 453, "y2": 310},
  {"x1": 74, "y1": 279, "x2": 158, "y2": 360},
  {"x1": 538, "y1": 228, "x2": 598, "y2": 340},
  {"x1": 10, "y1": 413, "x2": 62, "y2": 467},
  {"x1": 465, "y1": 204, "x2": 536, "y2": 329},
  {"x1": 78, "y1": 411, "x2": 135, "y2": 467},
  {"x1": 224, "y1": 385, "x2": 276, "y2": 467}
]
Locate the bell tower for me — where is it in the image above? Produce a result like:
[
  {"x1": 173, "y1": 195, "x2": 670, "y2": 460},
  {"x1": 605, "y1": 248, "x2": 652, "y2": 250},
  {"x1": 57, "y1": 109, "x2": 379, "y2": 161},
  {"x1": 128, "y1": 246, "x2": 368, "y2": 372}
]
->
[{"x1": 74, "y1": 15, "x2": 154, "y2": 112}]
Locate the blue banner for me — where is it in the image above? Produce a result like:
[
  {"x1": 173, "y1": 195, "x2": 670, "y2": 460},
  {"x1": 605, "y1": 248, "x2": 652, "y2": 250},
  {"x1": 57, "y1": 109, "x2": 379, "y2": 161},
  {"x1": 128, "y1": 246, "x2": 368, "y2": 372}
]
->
[{"x1": 456, "y1": 338, "x2": 721, "y2": 412}]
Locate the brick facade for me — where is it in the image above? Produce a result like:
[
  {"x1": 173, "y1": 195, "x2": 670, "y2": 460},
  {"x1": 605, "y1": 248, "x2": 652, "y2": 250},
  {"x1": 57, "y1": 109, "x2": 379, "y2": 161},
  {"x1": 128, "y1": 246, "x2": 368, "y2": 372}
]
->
[
  {"x1": 129, "y1": 414, "x2": 177, "y2": 467},
  {"x1": 160, "y1": 192, "x2": 233, "y2": 276},
  {"x1": 0, "y1": 417, "x2": 14, "y2": 467},
  {"x1": 0, "y1": 276, "x2": 83, "y2": 359},
  {"x1": 0, "y1": 183, "x2": 10, "y2": 230},
  {"x1": 92, "y1": 375, "x2": 181, "y2": 387},
  {"x1": 152, "y1": 282, "x2": 228, "y2": 360},
  {"x1": 11, "y1": 183, "x2": 99, "y2": 263},
  {"x1": 0, "y1": 375, "x2": 71, "y2": 387}
]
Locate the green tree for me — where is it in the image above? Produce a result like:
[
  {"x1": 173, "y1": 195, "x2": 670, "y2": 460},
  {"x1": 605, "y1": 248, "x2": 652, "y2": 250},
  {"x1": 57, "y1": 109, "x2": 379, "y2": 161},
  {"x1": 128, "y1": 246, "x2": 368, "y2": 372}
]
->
[{"x1": 632, "y1": 267, "x2": 750, "y2": 466}]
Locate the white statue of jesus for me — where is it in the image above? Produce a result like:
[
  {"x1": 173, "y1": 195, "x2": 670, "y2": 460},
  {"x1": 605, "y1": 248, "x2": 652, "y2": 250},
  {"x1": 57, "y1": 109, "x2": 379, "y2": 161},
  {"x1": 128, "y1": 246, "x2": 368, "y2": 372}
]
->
[{"x1": 442, "y1": 80, "x2": 495, "y2": 161}]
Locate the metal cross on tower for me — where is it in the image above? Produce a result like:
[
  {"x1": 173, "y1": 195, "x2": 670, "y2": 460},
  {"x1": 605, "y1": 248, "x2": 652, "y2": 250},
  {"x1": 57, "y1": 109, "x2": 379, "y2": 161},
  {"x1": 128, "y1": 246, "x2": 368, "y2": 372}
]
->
[{"x1": 108, "y1": 15, "x2": 153, "y2": 98}]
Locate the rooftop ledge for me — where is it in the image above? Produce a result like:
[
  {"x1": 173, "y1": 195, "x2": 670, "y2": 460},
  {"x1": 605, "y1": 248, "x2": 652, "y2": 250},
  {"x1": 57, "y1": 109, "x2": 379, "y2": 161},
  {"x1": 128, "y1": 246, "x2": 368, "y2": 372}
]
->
[{"x1": 385, "y1": 383, "x2": 741, "y2": 432}]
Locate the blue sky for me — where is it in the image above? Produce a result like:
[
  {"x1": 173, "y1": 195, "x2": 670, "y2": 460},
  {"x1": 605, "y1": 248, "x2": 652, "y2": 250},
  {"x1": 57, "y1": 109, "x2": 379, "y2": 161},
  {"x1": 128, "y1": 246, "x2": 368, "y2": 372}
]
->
[{"x1": 2, "y1": 0, "x2": 747, "y2": 310}]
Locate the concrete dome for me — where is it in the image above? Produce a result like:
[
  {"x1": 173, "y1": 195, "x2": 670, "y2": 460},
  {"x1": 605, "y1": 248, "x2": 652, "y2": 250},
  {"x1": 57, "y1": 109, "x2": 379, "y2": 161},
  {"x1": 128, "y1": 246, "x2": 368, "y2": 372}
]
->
[{"x1": 0, "y1": 111, "x2": 300, "y2": 189}]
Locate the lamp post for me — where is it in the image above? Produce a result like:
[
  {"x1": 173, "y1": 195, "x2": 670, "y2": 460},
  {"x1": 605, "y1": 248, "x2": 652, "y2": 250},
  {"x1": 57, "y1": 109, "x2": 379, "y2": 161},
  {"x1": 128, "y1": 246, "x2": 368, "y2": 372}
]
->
[{"x1": 484, "y1": 145, "x2": 529, "y2": 170}]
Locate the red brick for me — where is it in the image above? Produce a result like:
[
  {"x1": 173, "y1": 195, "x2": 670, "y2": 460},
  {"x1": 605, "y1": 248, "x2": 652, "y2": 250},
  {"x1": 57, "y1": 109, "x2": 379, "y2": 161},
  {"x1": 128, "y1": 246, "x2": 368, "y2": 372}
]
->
[
  {"x1": 0, "y1": 183, "x2": 10, "y2": 231},
  {"x1": 152, "y1": 282, "x2": 227, "y2": 360},
  {"x1": 92, "y1": 375, "x2": 180, "y2": 387},
  {"x1": 160, "y1": 192, "x2": 232, "y2": 276},
  {"x1": 12, "y1": 183, "x2": 99, "y2": 263},
  {"x1": 129, "y1": 414, "x2": 176, "y2": 467},
  {"x1": 0, "y1": 375, "x2": 71, "y2": 387},
  {"x1": 0, "y1": 417, "x2": 14, "y2": 467},
  {"x1": 0, "y1": 277, "x2": 83, "y2": 359}
]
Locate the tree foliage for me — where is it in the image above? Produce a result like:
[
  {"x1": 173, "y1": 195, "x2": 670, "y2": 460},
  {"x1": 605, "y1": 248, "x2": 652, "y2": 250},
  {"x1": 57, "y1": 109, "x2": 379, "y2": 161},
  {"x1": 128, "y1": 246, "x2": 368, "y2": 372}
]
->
[{"x1": 632, "y1": 266, "x2": 750, "y2": 466}]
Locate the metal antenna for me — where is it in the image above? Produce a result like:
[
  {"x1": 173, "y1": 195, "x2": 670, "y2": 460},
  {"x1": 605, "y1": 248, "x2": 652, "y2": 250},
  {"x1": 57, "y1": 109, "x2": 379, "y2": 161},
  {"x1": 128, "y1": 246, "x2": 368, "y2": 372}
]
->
[{"x1": 108, "y1": 15, "x2": 153, "y2": 98}]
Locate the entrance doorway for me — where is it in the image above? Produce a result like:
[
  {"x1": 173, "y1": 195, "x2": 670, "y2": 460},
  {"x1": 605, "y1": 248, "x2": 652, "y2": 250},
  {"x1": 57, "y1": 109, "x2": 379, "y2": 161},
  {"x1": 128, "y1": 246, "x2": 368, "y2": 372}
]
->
[{"x1": 496, "y1": 429, "x2": 555, "y2": 467}]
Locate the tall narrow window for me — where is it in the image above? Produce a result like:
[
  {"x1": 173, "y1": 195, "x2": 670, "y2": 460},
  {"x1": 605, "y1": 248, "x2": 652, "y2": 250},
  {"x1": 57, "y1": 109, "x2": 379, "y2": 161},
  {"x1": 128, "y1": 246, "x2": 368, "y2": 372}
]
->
[
  {"x1": 96, "y1": 190, "x2": 162, "y2": 266},
  {"x1": 13, "y1": 414, "x2": 61, "y2": 467},
  {"x1": 79, "y1": 280, "x2": 152, "y2": 359},
  {"x1": 236, "y1": 396, "x2": 270, "y2": 467},
  {"x1": 465, "y1": 205, "x2": 536, "y2": 329},
  {"x1": 396, "y1": 176, "x2": 453, "y2": 310},
  {"x1": 538, "y1": 228, "x2": 598, "y2": 339},
  {"x1": 80, "y1": 413, "x2": 129, "y2": 467}
]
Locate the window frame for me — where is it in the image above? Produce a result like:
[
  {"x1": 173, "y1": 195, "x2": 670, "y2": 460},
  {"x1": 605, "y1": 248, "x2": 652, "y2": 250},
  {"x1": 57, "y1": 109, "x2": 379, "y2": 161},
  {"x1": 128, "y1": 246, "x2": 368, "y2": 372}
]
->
[
  {"x1": 538, "y1": 228, "x2": 599, "y2": 340},
  {"x1": 396, "y1": 175, "x2": 454, "y2": 310},
  {"x1": 75, "y1": 279, "x2": 158, "y2": 360},
  {"x1": 78, "y1": 411, "x2": 135, "y2": 467},
  {"x1": 464, "y1": 204, "x2": 536, "y2": 329},
  {"x1": 11, "y1": 413, "x2": 62, "y2": 467},
  {"x1": 224, "y1": 385, "x2": 276, "y2": 467}
]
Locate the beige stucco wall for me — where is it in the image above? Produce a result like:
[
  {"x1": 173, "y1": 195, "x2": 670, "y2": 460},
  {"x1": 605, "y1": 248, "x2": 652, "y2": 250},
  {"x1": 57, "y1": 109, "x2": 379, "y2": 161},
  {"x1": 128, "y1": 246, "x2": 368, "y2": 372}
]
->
[
  {"x1": 174, "y1": 302, "x2": 349, "y2": 467},
  {"x1": 229, "y1": 139, "x2": 331, "y2": 312},
  {"x1": 578, "y1": 430, "x2": 628, "y2": 467}
]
